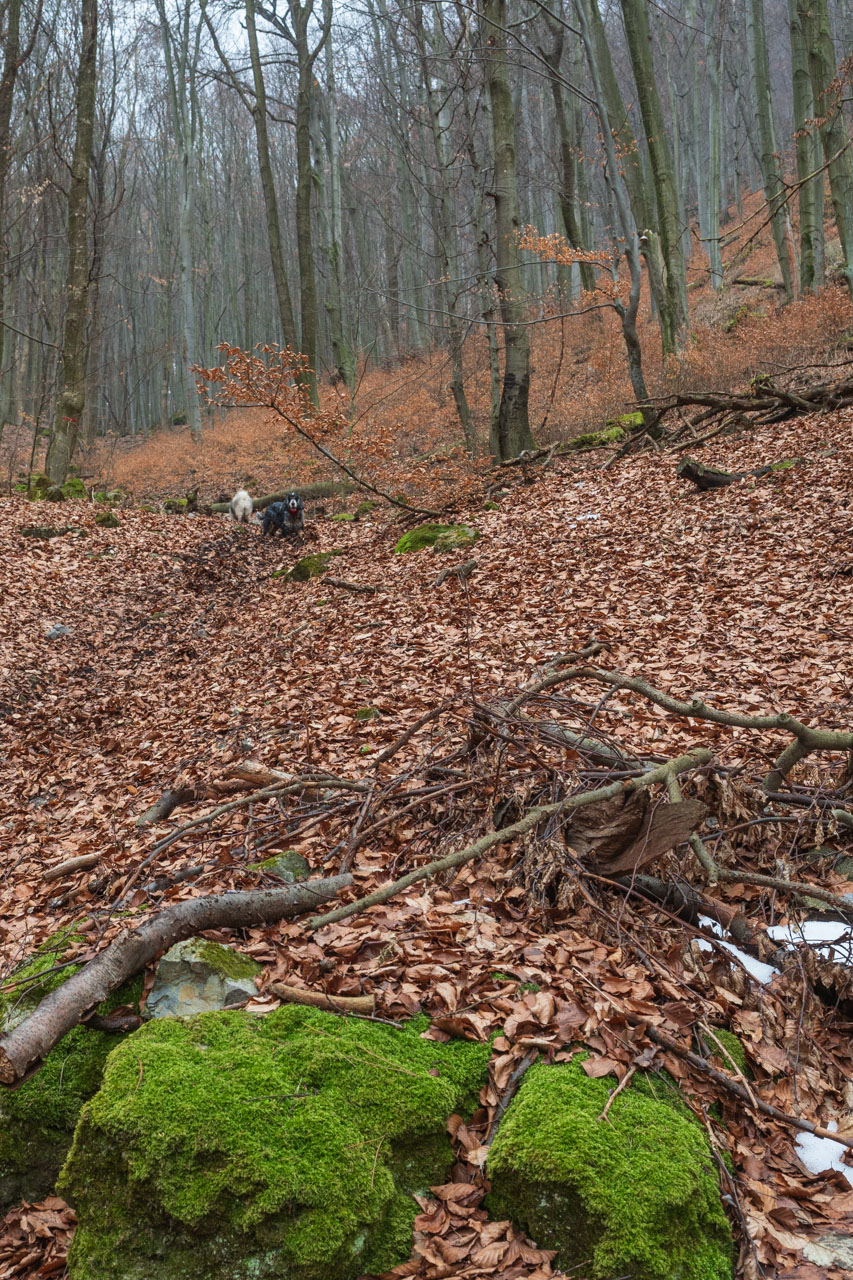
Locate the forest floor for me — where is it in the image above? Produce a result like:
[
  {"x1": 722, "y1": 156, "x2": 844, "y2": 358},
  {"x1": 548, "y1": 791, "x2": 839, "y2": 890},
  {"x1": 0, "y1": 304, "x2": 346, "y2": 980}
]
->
[{"x1": 1, "y1": 386, "x2": 853, "y2": 1276}]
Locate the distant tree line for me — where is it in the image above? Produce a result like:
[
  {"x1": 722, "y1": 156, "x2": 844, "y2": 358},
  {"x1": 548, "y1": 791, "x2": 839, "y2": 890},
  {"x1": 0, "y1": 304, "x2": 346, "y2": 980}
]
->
[{"x1": 0, "y1": 0, "x2": 851, "y2": 476}]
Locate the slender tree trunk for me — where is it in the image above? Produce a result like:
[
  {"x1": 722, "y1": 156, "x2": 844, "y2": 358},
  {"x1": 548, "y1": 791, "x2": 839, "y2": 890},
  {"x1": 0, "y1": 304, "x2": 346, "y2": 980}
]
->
[
  {"x1": 481, "y1": 0, "x2": 535, "y2": 461},
  {"x1": 244, "y1": 0, "x2": 297, "y2": 349},
  {"x1": 538, "y1": 4, "x2": 595, "y2": 294},
  {"x1": 618, "y1": 0, "x2": 689, "y2": 349},
  {"x1": 576, "y1": 0, "x2": 654, "y2": 427},
  {"x1": 706, "y1": 0, "x2": 724, "y2": 289},
  {"x1": 45, "y1": 0, "x2": 98, "y2": 483},
  {"x1": 291, "y1": 0, "x2": 322, "y2": 405},
  {"x1": 799, "y1": 0, "x2": 853, "y2": 300},
  {"x1": 0, "y1": 0, "x2": 26, "y2": 437},
  {"x1": 319, "y1": 0, "x2": 354, "y2": 392},
  {"x1": 747, "y1": 0, "x2": 798, "y2": 299},
  {"x1": 788, "y1": 0, "x2": 825, "y2": 292},
  {"x1": 154, "y1": 0, "x2": 202, "y2": 444},
  {"x1": 414, "y1": 2, "x2": 476, "y2": 452}
]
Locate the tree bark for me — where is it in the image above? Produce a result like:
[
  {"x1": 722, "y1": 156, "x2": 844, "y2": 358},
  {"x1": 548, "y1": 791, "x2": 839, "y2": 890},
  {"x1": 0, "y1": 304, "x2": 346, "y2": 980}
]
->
[
  {"x1": 799, "y1": 0, "x2": 853, "y2": 301},
  {"x1": 244, "y1": 0, "x2": 298, "y2": 350},
  {"x1": 788, "y1": 0, "x2": 824, "y2": 292},
  {"x1": 45, "y1": 0, "x2": 97, "y2": 483},
  {"x1": 481, "y1": 0, "x2": 536, "y2": 462},
  {"x1": 0, "y1": 876, "x2": 352, "y2": 1087},
  {"x1": 618, "y1": 0, "x2": 689, "y2": 349},
  {"x1": 747, "y1": 0, "x2": 798, "y2": 300}
]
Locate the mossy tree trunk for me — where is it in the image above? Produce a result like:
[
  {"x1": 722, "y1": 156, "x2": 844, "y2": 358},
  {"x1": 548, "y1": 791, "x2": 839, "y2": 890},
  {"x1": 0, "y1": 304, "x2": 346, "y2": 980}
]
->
[
  {"x1": 45, "y1": 0, "x2": 98, "y2": 484},
  {"x1": 481, "y1": 0, "x2": 536, "y2": 462}
]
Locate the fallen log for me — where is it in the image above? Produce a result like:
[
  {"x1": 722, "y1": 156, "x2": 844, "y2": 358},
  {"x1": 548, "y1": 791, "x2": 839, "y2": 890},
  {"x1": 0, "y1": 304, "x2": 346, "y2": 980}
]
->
[
  {"x1": 0, "y1": 875, "x2": 352, "y2": 1088},
  {"x1": 676, "y1": 455, "x2": 801, "y2": 491},
  {"x1": 210, "y1": 481, "x2": 355, "y2": 514}
]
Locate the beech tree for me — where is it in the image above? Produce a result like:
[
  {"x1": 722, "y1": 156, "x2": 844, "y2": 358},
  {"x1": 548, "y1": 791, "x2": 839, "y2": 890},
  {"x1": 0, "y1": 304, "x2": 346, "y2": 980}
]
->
[
  {"x1": 480, "y1": 0, "x2": 536, "y2": 462},
  {"x1": 45, "y1": 0, "x2": 98, "y2": 484}
]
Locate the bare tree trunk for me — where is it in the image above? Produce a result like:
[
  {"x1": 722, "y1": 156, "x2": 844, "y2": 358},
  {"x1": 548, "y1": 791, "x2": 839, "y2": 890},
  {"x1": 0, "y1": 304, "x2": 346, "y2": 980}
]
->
[
  {"x1": 788, "y1": 0, "x2": 825, "y2": 292},
  {"x1": 414, "y1": 2, "x2": 476, "y2": 452},
  {"x1": 244, "y1": 0, "x2": 298, "y2": 349},
  {"x1": 154, "y1": 0, "x2": 203, "y2": 444},
  {"x1": 747, "y1": 0, "x2": 798, "y2": 299},
  {"x1": 45, "y1": 0, "x2": 97, "y2": 484},
  {"x1": 481, "y1": 0, "x2": 535, "y2": 462},
  {"x1": 618, "y1": 0, "x2": 689, "y2": 349},
  {"x1": 538, "y1": 3, "x2": 596, "y2": 295},
  {"x1": 319, "y1": 0, "x2": 355, "y2": 393},
  {"x1": 799, "y1": 0, "x2": 853, "y2": 300}
]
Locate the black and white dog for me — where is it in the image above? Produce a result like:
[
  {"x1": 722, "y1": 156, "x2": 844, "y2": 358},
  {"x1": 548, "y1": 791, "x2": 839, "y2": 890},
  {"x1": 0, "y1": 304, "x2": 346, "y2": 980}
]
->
[{"x1": 262, "y1": 492, "x2": 305, "y2": 538}]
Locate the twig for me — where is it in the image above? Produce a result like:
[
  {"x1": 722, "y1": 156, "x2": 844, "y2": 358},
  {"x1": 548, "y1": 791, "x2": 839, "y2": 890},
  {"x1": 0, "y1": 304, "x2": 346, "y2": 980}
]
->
[{"x1": 373, "y1": 703, "x2": 453, "y2": 766}]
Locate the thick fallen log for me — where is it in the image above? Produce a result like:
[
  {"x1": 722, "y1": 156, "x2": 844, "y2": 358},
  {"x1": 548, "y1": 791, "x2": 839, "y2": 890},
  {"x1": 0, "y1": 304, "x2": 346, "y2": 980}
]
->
[
  {"x1": 210, "y1": 481, "x2": 355, "y2": 514},
  {"x1": 0, "y1": 875, "x2": 352, "y2": 1088}
]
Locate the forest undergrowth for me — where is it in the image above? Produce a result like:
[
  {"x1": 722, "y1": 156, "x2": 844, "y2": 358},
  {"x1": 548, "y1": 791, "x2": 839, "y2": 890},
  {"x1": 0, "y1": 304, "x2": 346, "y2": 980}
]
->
[{"x1": 1, "y1": 384, "x2": 853, "y2": 1277}]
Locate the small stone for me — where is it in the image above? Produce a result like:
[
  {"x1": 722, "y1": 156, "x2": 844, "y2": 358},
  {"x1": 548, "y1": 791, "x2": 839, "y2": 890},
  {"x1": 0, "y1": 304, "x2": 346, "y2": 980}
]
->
[
  {"x1": 145, "y1": 938, "x2": 262, "y2": 1019},
  {"x1": 45, "y1": 624, "x2": 72, "y2": 640}
]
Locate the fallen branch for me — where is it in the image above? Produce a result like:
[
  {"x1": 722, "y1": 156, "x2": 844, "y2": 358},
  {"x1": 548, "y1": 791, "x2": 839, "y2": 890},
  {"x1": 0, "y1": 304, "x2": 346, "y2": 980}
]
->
[
  {"x1": 518, "y1": 663, "x2": 853, "y2": 793},
  {"x1": 0, "y1": 875, "x2": 353, "y2": 1087},
  {"x1": 43, "y1": 854, "x2": 100, "y2": 883},
  {"x1": 268, "y1": 982, "x2": 375, "y2": 1015},
  {"x1": 307, "y1": 749, "x2": 712, "y2": 933},
  {"x1": 639, "y1": 1021, "x2": 853, "y2": 1151},
  {"x1": 676, "y1": 455, "x2": 801, "y2": 492},
  {"x1": 433, "y1": 558, "x2": 477, "y2": 587}
]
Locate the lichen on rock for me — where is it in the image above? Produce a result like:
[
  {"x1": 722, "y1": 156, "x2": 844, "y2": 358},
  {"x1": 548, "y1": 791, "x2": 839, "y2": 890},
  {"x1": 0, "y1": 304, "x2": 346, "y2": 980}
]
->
[
  {"x1": 486, "y1": 1057, "x2": 733, "y2": 1280},
  {"x1": 59, "y1": 1006, "x2": 490, "y2": 1280}
]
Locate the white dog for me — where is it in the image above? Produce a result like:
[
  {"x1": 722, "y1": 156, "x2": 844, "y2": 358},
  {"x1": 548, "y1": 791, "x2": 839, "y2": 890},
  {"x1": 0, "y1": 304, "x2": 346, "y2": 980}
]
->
[{"x1": 229, "y1": 489, "x2": 255, "y2": 523}]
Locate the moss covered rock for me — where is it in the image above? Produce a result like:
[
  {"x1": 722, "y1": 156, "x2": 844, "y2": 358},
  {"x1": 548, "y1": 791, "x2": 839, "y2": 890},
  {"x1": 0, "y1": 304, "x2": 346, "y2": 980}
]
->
[
  {"x1": 354, "y1": 501, "x2": 377, "y2": 519},
  {"x1": 394, "y1": 524, "x2": 473, "y2": 554},
  {"x1": 486, "y1": 1057, "x2": 732, "y2": 1280},
  {"x1": 61, "y1": 477, "x2": 88, "y2": 499},
  {"x1": 59, "y1": 1006, "x2": 490, "y2": 1280},
  {"x1": 257, "y1": 851, "x2": 311, "y2": 882},
  {"x1": 0, "y1": 929, "x2": 141, "y2": 1209},
  {"x1": 329, "y1": 512, "x2": 355, "y2": 522},
  {"x1": 95, "y1": 510, "x2": 120, "y2": 529},
  {"x1": 283, "y1": 553, "x2": 333, "y2": 582},
  {"x1": 431, "y1": 526, "x2": 478, "y2": 553}
]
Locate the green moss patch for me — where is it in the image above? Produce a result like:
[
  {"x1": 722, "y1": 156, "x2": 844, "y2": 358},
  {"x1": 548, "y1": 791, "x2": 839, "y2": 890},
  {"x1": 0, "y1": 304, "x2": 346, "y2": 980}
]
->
[
  {"x1": 0, "y1": 929, "x2": 142, "y2": 1209},
  {"x1": 394, "y1": 524, "x2": 476, "y2": 554},
  {"x1": 59, "y1": 1006, "x2": 489, "y2": 1280},
  {"x1": 568, "y1": 423, "x2": 627, "y2": 451},
  {"x1": 281, "y1": 553, "x2": 333, "y2": 582},
  {"x1": 486, "y1": 1058, "x2": 732, "y2": 1280}
]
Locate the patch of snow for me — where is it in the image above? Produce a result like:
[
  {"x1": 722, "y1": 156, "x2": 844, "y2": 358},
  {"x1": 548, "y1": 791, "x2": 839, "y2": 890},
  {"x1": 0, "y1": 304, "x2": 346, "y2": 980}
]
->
[
  {"x1": 767, "y1": 920, "x2": 853, "y2": 967},
  {"x1": 695, "y1": 916, "x2": 779, "y2": 985},
  {"x1": 795, "y1": 1123, "x2": 853, "y2": 1189}
]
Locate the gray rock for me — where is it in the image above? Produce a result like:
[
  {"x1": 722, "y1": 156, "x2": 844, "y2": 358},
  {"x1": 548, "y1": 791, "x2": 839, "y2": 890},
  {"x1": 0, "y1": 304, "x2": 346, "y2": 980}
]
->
[
  {"x1": 145, "y1": 938, "x2": 262, "y2": 1019},
  {"x1": 258, "y1": 850, "x2": 311, "y2": 882},
  {"x1": 45, "y1": 624, "x2": 72, "y2": 640}
]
